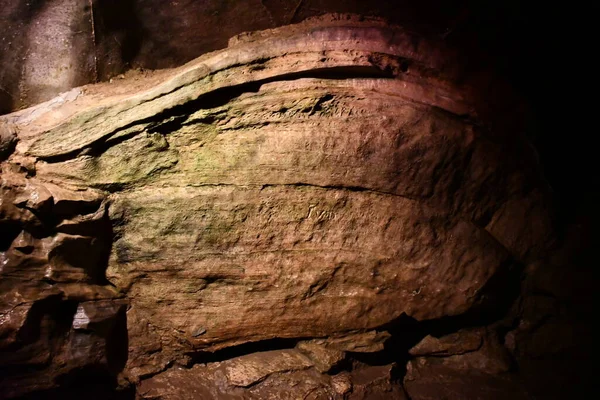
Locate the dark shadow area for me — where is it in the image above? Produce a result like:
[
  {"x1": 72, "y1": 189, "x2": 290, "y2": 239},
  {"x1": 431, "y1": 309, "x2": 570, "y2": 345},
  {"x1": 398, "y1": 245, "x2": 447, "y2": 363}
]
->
[
  {"x1": 16, "y1": 367, "x2": 136, "y2": 400},
  {"x1": 93, "y1": 202, "x2": 118, "y2": 286},
  {"x1": 1, "y1": 2, "x2": 596, "y2": 398},
  {"x1": 105, "y1": 305, "x2": 129, "y2": 375},
  {"x1": 441, "y1": 5, "x2": 596, "y2": 396},
  {"x1": 435, "y1": 259, "x2": 525, "y2": 335},
  {"x1": 0, "y1": 221, "x2": 21, "y2": 251},
  {"x1": 0, "y1": 296, "x2": 77, "y2": 380},
  {"x1": 16, "y1": 296, "x2": 77, "y2": 347},
  {"x1": 1, "y1": 298, "x2": 130, "y2": 400},
  {"x1": 41, "y1": 201, "x2": 113, "y2": 285},
  {"x1": 92, "y1": 0, "x2": 144, "y2": 80}
]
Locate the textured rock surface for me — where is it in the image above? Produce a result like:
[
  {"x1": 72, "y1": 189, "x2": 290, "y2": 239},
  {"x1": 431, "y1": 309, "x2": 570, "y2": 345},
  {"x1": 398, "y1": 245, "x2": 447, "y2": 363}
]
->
[
  {"x1": 0, "y1": 15, "x2": 556, "y2": 398},
  {"x1": 138, "y1": 349, "x2": 406, "y2": 399}
]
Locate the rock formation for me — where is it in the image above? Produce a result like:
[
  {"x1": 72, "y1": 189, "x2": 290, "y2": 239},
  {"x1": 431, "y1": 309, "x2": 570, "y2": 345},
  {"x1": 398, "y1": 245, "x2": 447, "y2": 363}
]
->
[{"x1": 1, "y1": 15, "x2": 558, "y2": 399}]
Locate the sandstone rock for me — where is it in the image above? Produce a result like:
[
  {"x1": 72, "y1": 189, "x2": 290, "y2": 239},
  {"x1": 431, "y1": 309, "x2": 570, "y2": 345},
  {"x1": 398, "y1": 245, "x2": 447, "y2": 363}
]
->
[
  {"x1": 138, "y1": 350, "x2": 319, "y2": 399},
  {"x1": 316, "y1": 331, "x2": 391, "y2": 353},
  {"x1": 12, "y1": 182, "x2": 53, "y2": 212},
  {"x1": 409, "y1": 328, "x2": 512, "y2": 375},
  {"x1": 409, "y1": 329, "x2": 483, "y2": 357},
  {"x1": 138, "y1": 348, "x2": 406, "y2": 400},
  {"x1": 296, "y1": 340, "x2": 346, "y2": 373},
  {"x1": 42, "y1": 182, "x2": 104, "y2": 217},
  {"x1": 330, "y1": 373, "x2": 353, "y2": 395},
  {"x1": 224, "y1": 349, "x2": 313, "y2": 387},
  {"x1": 10, "y1": 230, "x2": 35, "y2": 254},
  {"x1": 0, "y1": 15, "x2": 554, "y2": 397}
]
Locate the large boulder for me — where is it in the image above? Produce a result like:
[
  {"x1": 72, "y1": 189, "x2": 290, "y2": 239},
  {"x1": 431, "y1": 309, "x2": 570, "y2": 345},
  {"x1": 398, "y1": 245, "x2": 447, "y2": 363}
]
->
[{"x1": 0, "y1": 15, "x2": 552, "y2": 397}]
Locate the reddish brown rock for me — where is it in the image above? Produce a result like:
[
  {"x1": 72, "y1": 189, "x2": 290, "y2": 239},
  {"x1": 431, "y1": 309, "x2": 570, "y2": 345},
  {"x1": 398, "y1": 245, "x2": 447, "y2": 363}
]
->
[
  {"x1": 409, "y1": 328, "x2": 513, "y2": 376},
  {"x1": 409, "y1": 329, "x2": 484, "y2": 357},
  {"x1": 296, "y1": 340, "x2": 346, "y2": 373},
  {"x1": 0, "y1": 15, "x2": 552, "y2": 398},
  {"x1": 0, "y1": 163, "x2": 124, "y2": 398}
]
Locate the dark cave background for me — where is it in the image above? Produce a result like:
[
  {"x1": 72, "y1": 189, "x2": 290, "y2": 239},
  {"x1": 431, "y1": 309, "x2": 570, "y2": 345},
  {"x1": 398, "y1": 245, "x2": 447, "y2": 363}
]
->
[{"x1": 0, "y1": 0, "x2": 596, "y2": 398}]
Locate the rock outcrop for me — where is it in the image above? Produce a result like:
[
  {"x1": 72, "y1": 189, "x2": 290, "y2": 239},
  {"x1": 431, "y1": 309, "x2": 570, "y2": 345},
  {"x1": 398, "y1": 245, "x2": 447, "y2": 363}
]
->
[{"x1": 1, "y1": 15, "x2": 553, "y2": 398}]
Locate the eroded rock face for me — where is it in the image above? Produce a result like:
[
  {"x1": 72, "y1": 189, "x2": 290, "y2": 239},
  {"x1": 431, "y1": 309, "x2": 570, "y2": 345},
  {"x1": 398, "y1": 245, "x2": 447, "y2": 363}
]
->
[{"x1": 0, "y1": 15, "x2": 553, "y2": 398}]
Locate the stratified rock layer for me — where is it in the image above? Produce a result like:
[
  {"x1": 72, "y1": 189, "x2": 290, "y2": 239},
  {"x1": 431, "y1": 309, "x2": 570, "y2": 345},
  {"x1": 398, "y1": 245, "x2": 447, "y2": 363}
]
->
[{"x1": 0, "y1": 15, "x2": 551, "y2": 398}]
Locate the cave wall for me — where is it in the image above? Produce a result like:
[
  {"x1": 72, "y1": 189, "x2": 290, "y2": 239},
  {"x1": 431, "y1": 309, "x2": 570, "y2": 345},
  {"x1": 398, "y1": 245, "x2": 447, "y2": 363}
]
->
[
  {"x1": 0, "y1": 0, "x2": 96, "y2": 114},
  {"x1": 0, "y1": 14, "x2": 562, "y2": 399},
  {"x1": 0, "y1": 1, "x2": 596, "y2": 399},
  {"x1": 1, "y1": 0, "x2": 476, "y2": 115}
]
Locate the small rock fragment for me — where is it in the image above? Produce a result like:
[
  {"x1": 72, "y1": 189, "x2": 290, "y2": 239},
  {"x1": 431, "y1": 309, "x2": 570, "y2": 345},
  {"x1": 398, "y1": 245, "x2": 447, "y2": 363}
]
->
[
  {"x1": 191, "y1": 326, "x2": 207, "y2": 337},
  {"x1": 297, "y1": 340, "x2": 345, "y2": 373},
  {"x1": 12, "y1": 182, "x2": 53, "y2": 211},
  {"x1": 224, "y1": 349, "x2": 313, "y2": 387},
  {"x1": 409, "y1": 329, "x2": 484, "y2": 357},
  {"x1": 330, "y1": 372, "x2": 352, "y2": 395},
  {"x1": 11, "y1": 230, "x2": 35, "y2": 253}
]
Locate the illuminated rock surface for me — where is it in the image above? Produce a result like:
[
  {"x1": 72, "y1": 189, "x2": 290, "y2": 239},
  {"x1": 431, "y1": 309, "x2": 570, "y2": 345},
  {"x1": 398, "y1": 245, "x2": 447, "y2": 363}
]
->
[{"x1": 0, "y1": 15, "x2": 560, "y2": 399}]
